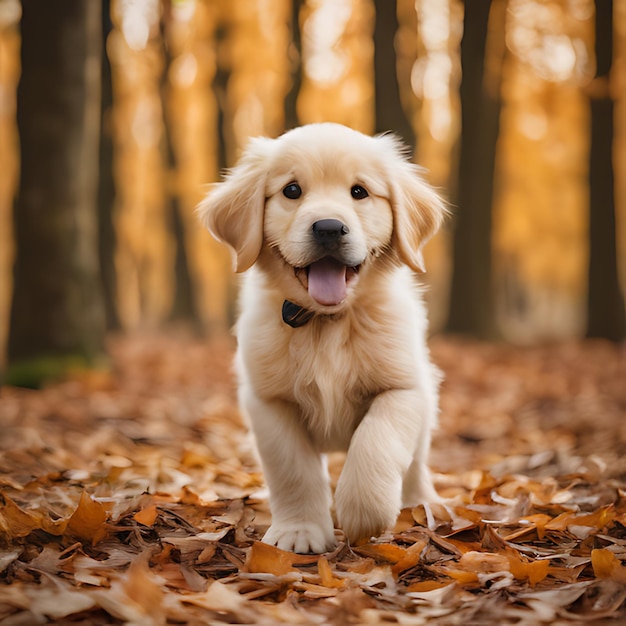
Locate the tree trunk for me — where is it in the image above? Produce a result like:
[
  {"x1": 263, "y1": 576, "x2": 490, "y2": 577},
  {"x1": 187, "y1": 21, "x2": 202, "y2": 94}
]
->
[
  {"x1": 98, "y1": 0, "x2": 120, "y2": 331},
  {"x1": 586, "y1": 0, "x2": 625, "y2": 341},
  {"x1": 373, "y1": 0, "x2": 415, "y2": 148},
  {"x1": 445, "y1": 0, "x2": 504, "y2": 338},
  {"x1": 160, "y1": 8, "x2": 199, "y2": 326},
  {"x1": 8, "y1": 0, "x2": 105, "y2": 385},
  {"x1": 284, "y1": 0, "x2": 303, "y2": 130}
]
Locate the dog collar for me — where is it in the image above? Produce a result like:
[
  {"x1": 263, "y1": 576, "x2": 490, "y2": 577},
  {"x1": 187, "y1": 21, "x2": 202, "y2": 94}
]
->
[{"x1": 282, "y1": 300, "x2": 315, "y2": 328}]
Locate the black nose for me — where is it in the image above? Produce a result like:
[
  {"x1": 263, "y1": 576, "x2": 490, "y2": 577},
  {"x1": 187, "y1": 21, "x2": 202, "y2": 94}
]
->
[{"x1": 312, "y1": 219, "x2": 349, "y2": 245}]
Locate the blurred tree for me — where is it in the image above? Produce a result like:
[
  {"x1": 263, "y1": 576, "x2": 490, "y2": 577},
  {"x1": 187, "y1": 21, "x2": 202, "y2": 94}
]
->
[
  {"x1": 284, "y1": 0, "x2": 303, "y2": 130},
  {"x1": 586, "y1": 0, "x2": 625, "y2": 341},
  {"x1": 373, "y1": 0, "x2": 415, "y2": 147},
  {"x1": 98, "y1": 0, "x2": 120, "y2": 331},
  {"x1": 214, "y1": 10, "x2": 230, "y2": 172},
  {"x1": 7, "y1": 0, "x2": 105, "y2": 385},
  {"x1": 160, "y1": 4, "x2": 199, "y2": 327},
  {"x1": 445, "y1": 0, "x2": 505, "y2": 338}
]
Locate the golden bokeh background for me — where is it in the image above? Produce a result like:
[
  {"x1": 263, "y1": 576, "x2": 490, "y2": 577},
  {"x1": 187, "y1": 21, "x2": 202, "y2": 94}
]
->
[{"x1": 0, "y1": 0, "x2": 624, "y2": 360}]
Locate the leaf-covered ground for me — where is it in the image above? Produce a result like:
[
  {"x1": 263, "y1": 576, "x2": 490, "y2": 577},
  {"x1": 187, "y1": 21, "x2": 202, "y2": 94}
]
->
[{"x1": 1, "y1": 334, "x2": 625, "y2": 625}]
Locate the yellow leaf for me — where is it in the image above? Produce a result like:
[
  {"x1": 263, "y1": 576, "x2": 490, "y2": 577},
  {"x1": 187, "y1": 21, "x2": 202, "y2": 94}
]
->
[
  {"x1": 133, "y1": 504, "x2": 158, "y2": 527},
  {"x1": 67, "y1": 492, "x2": 107, "y2": 544},
  {"x1": 394, "y1": 507, "x2": 416, "y2": 533},
  {"x1": 545, "y1": 511, "x2": 575, "y2": 531},
  {"x1": 392, "y1": 539, "x2": 426, "y2": 577},
  {"x1": 317, "y1": 556, "x2": 346, "y2": 589},
  {"x1": 354, "y1": 543, "x2": 407, "y2": 564},
  {"x1": 591, "y1": 548, "x2": 620, "y2": 579},
  {"x1": 245, "y1": 541, "x2": 297, "y2": 576},
  {"x1": 443, "y1": 568, "x2": 480, "y2": 584},
  {"x1": 572, "y1": 506, "x2": 615, "y2": 530},
  {"x1": 507, "y1": 553, "x2": 549, "y2": 585},
  {"x1": 521, "y1": 513, "x2": 552, "y2": 540}
]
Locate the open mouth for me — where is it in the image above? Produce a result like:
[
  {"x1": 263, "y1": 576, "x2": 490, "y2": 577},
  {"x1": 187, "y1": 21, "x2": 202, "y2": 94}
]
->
[{"x1": 294, "y1": 257, "x2": 361, "y2": 307}]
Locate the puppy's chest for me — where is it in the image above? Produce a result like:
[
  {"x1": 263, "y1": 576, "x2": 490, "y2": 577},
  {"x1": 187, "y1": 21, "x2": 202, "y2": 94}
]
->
[{"x1": 278, "y1": 325, "x2": 387, "y2": 447}]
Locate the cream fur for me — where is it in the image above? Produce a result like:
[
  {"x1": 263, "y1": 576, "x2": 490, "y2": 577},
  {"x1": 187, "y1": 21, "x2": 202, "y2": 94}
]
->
[{"x1": 198, "y1": 123, "x2": 447, "y2": 553}]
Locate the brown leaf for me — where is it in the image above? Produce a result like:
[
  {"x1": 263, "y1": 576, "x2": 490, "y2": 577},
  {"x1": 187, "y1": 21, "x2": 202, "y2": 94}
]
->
[
  {"x1": 0, "y1": 549, "x2": 20, "y2": 574},
  {"x1": 391, "y1": 539, "x2": 427, "y2": 576},
  {"x1": 438, "y1": 568, "x2": 479, "y2": 585},
  {"x1": 182, "y1": 579, "x2": 246, "y2": 614},
  {"x1": 353, "y1": 543, "x2": 408, "y2": 564},
  {"x1": 317, "y1": 555, "x2": 346, "y2": 589},
  {"x1": 507, "y1": 552, "x2": 550, "y2": 585},
  {"x1": 405, "y1": 579, "x2": 452, "y2": 592},
  {"x1": 133, "y1": 503, "x2": 159, "y2": 527},
  {"x1": 244, "y1": 541, "x2": 297, "y2": 576},
  {"x1": 67, "y1": 491, "x2": 107, "y2": 544},
  {"x1": 457, "y1": 550, "x2": 509, "y2": 574},
  {"x1": 25, "y1": 580, "x2": 97, "y2": 620},
  {"x1": 0, "y1": 493, "x2": 40, "y2": 538},
  {"x1": 591, "y1": 548, "x2": 626, "y2": 580},
  {"x1": 502, "y1": 513, "x2": 553, "y2": 541},
  {"x1": 125, "y1": 556, "x2": 165, "y2": 615}
]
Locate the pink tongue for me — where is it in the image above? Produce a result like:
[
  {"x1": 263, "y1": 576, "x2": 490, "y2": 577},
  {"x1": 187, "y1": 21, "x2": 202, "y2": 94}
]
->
[{"x1": 308, "y1": 257, "x2": 348, "y2": 306}]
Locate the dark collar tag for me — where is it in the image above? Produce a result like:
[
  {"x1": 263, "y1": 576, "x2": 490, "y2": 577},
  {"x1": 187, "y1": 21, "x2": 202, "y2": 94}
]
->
[{"x1": 282, "y1": 300, "x2": 315, "y2": 328}]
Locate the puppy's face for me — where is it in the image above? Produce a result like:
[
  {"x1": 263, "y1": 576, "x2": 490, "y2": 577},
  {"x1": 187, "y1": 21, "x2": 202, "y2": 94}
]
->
[
  {"x1": 198, "y1": 123, "x2": 446, "y2": 311},
  {"x1": 262, "y1": 130, "x2": 396, "y2": 308}
]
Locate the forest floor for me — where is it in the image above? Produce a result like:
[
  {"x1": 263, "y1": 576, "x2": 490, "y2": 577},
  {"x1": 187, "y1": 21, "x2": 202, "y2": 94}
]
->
[{"x1": 0, "y1": 333, "x2": 625, "y2": 625}]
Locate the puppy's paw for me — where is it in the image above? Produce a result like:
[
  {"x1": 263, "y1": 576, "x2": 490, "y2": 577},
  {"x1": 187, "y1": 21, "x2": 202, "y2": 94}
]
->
[
  {"x1": 335, "y1": 480, "x2": 401, "y2": 544},
  {"x1": 402, "y1": 475, "x2": 442, "y2": 508},
  {"x1": 262, "y1": 520, "x2": 336, "y2": 554}
]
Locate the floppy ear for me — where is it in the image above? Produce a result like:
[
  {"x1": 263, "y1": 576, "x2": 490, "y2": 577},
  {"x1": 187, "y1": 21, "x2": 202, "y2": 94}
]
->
[
  {"x1": 197, "y1": 137, "x2": 273, "y2": 273},
  {"x1": 382, "y1": 137, "x2": 448, "y2": 273}
]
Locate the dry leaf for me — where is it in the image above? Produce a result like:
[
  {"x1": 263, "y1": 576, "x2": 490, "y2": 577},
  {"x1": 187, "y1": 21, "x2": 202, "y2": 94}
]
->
[
  {"x1": 245, "y1": 541, "x2": 298, "y2": 576},
  {"x1": 0, "y1": 493, "x2": 40, "y2": 538},
  {"x1": 354, "y1": 543, "x2": 408, "y2": 564},
  {"x1": 317, "y1": 555, "x2": 346, "y2": 589},
  {"x1": 591, "y1": 548, "x2": 626, "y2": 580},
  {"x1": 133, "y1": 503, "x2": 159, "y2": 526},
  {"x1": 27, "y1": 582, "x2": 97, "y2": 620},
  {"x1": 391, "y1": 539, "x2": 427, "y2": 576},
  {"x1": 507, "y1": 552, "x2": 550, "y2": 585},
  {"x1": 1, "y1": 336, "x2": 625, "y2": 624},
  {"x1": 67, "y1": 491, "x2": 107, "y2": 544}
]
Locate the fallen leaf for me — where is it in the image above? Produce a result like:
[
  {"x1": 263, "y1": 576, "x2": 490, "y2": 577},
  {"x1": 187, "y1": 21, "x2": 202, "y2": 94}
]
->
[
  {"x1": 507, "y1": 552, "x2": 550, "y2": 585},
  {"x1": 245, "y1": 541, "x2": 297, "y2": 576},
  {"x1": 405, "y1": 579, "x2": 451, "y2": 592},
  {"x1": 133, "y1": 504, "x2": 159, "y2": 526},
  {"x1": 591, "y1": 548, "x2": 626, "y2": 580},
  {"x1": 67, "y1": 491, "x2": 107, "y2": 544},
  {"x1": 457, "y1": 550, "x2": 509, "y2": 573},
  {"x1": 391, "y1": 539, "x2": 427, "y2": 576},
  {"x1": 182, "y1": 579, "x2": 246, "y2": 613},
  {"x1": 0, "y1": 549, "x2": 21, "y2": 573},
  {"x1": 26, "y1": 580, "x2": 97, "y2": 620},
  {"x1": 0, "y1": 493, "x2": 40, "y2": 538},
  {"x1": 1, "y1": 336, "x2": 625, "y2": 624},
  {"x1": 354, "y1": 543, "x2": 408, "y2": 564},
  {"x1": 317, "y1": 555, "x2": 346, "y2": 589}
]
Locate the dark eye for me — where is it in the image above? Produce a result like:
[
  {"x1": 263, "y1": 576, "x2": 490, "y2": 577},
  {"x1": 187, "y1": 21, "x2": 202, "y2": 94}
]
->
[
  {"x1": 351, "y1": 184, "x2": 369, "y2": 200},
  {"x1": 283, "y1": 182, "x2": 302, "y2": 200}
]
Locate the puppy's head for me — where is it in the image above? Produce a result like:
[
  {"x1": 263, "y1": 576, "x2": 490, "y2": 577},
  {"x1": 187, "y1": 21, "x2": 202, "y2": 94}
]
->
[{"x1": 198, "y1": 123, "x2": 446, "y2": 310}]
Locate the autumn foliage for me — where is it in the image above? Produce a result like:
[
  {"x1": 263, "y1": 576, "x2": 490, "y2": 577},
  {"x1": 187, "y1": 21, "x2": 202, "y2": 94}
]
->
[{"x1": 1, "y1": 335, "x2": 625, "y2": 623}]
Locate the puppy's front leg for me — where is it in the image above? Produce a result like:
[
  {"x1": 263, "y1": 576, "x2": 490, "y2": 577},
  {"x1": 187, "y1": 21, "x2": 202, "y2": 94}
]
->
[
  {"x1": 335, "y1": 389, "x2": 432, "y2": 543},
  {"x1": 244, "y1": 393, "x2": 336, "y2": 553}
]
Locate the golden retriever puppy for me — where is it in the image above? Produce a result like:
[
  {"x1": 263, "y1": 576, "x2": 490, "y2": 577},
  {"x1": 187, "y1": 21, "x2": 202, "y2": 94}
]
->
[{"x1": 198, "y1": 123, "x2": 446, "y2": 553}]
